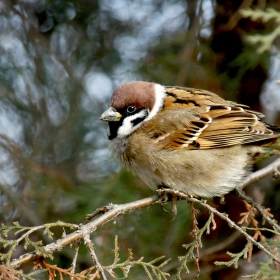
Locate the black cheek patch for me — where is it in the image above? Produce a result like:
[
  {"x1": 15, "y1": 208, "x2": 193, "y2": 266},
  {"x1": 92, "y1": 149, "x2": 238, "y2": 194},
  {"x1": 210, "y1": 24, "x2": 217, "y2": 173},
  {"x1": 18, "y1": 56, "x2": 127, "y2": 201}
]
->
[{"x1": 131, "y1": 109, "x2": 149, "y2": 126}]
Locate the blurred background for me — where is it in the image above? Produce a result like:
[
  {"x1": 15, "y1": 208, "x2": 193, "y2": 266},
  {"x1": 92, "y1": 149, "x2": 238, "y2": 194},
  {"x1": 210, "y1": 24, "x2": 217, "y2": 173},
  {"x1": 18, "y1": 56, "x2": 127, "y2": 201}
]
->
[{"x1": 0, "y1": 0, "x2": 280, "y2": 279}]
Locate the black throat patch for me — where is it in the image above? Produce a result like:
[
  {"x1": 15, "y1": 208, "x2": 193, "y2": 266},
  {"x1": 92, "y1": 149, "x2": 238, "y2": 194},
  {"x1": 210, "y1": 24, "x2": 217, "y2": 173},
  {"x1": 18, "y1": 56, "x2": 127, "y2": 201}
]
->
[{"x1": 108, "y1": 120, "x2": 124, "y2": 140}]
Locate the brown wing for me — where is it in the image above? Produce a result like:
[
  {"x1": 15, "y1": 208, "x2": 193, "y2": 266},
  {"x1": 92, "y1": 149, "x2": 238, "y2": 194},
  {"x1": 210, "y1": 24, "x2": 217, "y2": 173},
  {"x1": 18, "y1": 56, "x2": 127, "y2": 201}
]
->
[{"x1": 143, "y1": 86, "x2": 279, "y2": 150}]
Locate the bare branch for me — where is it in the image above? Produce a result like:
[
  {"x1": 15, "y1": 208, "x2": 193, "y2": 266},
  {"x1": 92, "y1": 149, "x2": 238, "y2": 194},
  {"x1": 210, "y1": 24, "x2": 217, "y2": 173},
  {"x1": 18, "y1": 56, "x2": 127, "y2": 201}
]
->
[
  {"x1": 240, "y1": 158, "x2": 280, "y2": 190},
  {"x1": 187, "y1": 196, "x2": 280, "y2": 264},
  {"x1": 10, "y1": 195, "x2": 159, "y2": 268},
  {"x1": 83, "y1": 233, "x2": 107, "y2": 280},
  {"x1": 7, "y1": 158, "x2": 280, "y2": 272},
  {"x1": 236, "y1": 188, "x2": 280, "y2": 232},
  {"x1": 70, "y1": 241, "x2": 80, "y2": 277}
]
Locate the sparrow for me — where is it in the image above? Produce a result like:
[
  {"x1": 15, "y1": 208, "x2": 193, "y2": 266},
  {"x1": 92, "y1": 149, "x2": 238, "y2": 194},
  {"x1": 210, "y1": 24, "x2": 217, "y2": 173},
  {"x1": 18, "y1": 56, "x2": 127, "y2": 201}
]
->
[{"x1": 100, "y1": 81, "x2": 280, "y2": 198}]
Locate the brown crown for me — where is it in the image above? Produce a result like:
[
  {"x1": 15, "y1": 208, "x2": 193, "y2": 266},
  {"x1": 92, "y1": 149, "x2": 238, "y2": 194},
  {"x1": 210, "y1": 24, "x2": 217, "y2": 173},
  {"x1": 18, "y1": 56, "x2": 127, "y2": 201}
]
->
[{"x1": 110, "y1": 81, "x2": 156, "y2": 111}]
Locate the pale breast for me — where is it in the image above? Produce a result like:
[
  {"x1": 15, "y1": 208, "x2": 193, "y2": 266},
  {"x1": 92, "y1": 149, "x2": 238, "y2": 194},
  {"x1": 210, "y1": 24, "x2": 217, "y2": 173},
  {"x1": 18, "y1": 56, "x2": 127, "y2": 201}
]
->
[{"x1": 121, "y1": 132, "x2": 263, "y2": 197}]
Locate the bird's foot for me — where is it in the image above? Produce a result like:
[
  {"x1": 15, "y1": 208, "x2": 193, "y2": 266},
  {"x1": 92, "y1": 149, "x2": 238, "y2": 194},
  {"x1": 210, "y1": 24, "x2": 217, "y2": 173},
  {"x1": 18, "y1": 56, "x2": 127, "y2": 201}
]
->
[
  {"x1": 212, "y1": 195, "x2": 226, "y2": 205},
  {"x1": 157, "y1": 188, "x2": 188, "y2": 220}
]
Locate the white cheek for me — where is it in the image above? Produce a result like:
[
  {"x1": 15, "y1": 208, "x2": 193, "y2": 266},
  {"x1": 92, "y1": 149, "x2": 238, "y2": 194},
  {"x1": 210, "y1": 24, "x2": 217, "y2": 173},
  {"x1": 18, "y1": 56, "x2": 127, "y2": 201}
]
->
[
  {"x1": 118, "y1": 117, "x2": 136, "y2": 137},
  {"x1": 118, "y1": 110, "x2": 148, "y2": 137}
]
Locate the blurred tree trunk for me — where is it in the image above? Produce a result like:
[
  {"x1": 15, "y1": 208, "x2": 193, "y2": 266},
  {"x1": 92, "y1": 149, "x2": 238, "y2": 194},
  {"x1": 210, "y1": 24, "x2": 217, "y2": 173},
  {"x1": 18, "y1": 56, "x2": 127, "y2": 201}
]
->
[{"x1": 210, "y1": 0, "x2": 269, "y2": 110}]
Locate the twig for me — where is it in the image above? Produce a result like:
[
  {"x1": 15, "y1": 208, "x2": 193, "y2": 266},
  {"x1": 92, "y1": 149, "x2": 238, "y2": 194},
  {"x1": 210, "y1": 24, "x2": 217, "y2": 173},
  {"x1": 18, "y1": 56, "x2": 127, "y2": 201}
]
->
[
  {"x1": 161, "y1": 188, "x2": 280, "y2": 265},
  {"x1": 189, "y1": 202, "x2": 200, "y2": 278},
  {"x1": 238, "y1": 201, "x2": 265, "y2": 262},
  {"x1": 8, "y1": 158, "x2": 280, "y2": 270},
  {"x1": 240, "y1": 158, "x2": 280, "y2": 190},
  {"x1": 10, "y1": 195, "x2": 159, "y2": 268},
  {"x1": 38, "y1": 259, "x2": 84, "y2": 279},
  {"x1": 83, "y1": 233, "x2": 107, "y2": 280},
  {"x1": 273, "y1": 236, "x2": 280, "y2": 271},
  {"x1": 1, "y1": 221, "x2": 79, "y2": 267},
  {"x1": 162, "y1": 189, "x2": 280, "y2": 264},
  {"x1": 163, "y1": 231, "x2": 241, "y2": 273},
  {"x1": 70, "y1": 241, "x2": 80, "y2": 278},
  {"x1": 187, "y1": 196, "x2": 280, "y2": 264},
  {"x1": 176, "y1": 212, "x2": 215, "y2": 278},
  {"x1": 236, "y1": 188, "x2": 280, "y2": 232},
  {"x1": 14, "y1": 222, "x2": 79, "y2": 245},
  {"x1": 239, "y1": 202, "x2": 265, "y2": 242},
  {"x1": 215, "y1": 240, "x2": 252, "y2": 268}
]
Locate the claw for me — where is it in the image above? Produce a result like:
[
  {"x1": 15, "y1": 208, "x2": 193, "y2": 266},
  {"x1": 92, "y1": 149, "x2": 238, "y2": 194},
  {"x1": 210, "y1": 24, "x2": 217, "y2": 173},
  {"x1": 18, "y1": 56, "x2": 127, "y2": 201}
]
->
[
  {"x1": 213, "y1": 195, "x2": 226, "y2": 205},
  {"x1": 170, "y1": 195, "x2": 178, "y2": 222},
  {"x1": 161, "y1": 204, "x2": 169, "y2": 213}
]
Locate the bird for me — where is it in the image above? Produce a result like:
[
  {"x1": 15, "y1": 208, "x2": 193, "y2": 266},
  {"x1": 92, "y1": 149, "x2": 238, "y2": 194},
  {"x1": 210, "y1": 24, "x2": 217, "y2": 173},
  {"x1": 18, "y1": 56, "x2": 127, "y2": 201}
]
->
[{"x1": 100, "y1": 81, "x2": 280, "y2": 198}]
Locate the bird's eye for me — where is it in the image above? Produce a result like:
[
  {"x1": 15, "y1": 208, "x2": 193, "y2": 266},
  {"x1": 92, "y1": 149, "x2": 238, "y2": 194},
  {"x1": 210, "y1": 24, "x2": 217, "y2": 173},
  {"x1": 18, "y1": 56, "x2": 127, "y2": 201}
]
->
[{"x1": 126, "y1": 105, "x2": 136, "y2": 114}]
